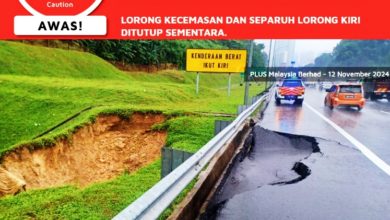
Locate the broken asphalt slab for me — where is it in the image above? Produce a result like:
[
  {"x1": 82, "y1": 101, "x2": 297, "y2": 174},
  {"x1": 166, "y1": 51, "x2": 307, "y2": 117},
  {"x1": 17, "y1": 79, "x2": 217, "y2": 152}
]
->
[{"x1": 203, "y1": 126, "x2": 390, "y2": 220}]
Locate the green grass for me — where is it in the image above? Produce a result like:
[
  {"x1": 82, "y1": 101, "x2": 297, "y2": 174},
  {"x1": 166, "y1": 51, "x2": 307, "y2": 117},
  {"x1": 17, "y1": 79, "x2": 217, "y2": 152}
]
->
[
  {"x1": 0, "y1": 41, "x2": 126, "y2": 80},
  {"x1": 0, "y1": 115, "x2": 223, "y2": 220},
  {"x1": 0, "y1": 41, "x2": 265, "y2": 219},
  {"x1": 158, "y1": 178, "x2": 197, "y2": 220},
  {"x1": 158, "y1": 116, "x2": 231, "y2": 153},
  {"x1": 0, "y1": 72, "x2": 263, "y2": 155},
  {"x1": 0, "y1": 41, "x2": 264, "y2": 154},
  {"x1": 0, "y1": 160, "x2": 161, "y2": 220}
]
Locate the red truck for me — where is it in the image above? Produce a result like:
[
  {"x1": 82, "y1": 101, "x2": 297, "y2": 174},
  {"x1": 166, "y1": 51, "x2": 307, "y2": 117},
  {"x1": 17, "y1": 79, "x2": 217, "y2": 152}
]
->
[
  {"x1": 363, "y1": 79, "x2": 390, "y2": 101},
  {"x1": 275, "y1": 79, "x2": 305, "y2": 105}
]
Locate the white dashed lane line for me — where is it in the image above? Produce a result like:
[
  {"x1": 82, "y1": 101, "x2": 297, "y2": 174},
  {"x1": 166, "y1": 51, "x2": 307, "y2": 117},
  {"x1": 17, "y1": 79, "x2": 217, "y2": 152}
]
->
[
  {"x1": 380, "y1": 110, "x2": 390, "y2": 115},
  {"x1": 304, "y1": 102, "x2": 390, "y2": 176}
]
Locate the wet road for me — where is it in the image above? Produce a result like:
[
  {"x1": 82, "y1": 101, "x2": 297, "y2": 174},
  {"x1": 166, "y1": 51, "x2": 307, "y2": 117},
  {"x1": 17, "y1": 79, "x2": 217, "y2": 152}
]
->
[
  {"x1": 207, "y1": 87, "x2": 390, "y2": 220},
  {"x1": 273, "y1": 87, "x2": 390, "y2": 165}
]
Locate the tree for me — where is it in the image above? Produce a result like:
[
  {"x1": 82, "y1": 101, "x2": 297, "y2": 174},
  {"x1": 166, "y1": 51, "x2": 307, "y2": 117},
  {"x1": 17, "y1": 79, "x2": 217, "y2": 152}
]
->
[
  {"x1": 312, "y1": 40, "x2": 390, "y2": 67},
  {"x1": 331, "y1": 40, "x2": 390, "y2": 67},
  {"x1": 72, "y1": 40, "x2": 267, "y2": 69},
  {"x1": 314, "y1": 53, "x2": 333, "y2": 67}
]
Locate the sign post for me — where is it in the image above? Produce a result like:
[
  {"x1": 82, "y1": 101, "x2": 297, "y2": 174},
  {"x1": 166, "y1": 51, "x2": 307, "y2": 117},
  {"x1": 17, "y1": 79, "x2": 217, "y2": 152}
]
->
[
  {"x1": 186, "y1": 49, "x2": 247, "y2": 96},
  {"x1": 266, "y1": 39, "x2": 274, "y2": 90},
  {"x1": 196, "y1": 72, "x2": 200, "y2": 95},
  {"x1": 228, "y1": 73, "x2": 232, "y2": 96},
  {"x1": 244, "y1": 41, "x2": 254, "y2": 105}
]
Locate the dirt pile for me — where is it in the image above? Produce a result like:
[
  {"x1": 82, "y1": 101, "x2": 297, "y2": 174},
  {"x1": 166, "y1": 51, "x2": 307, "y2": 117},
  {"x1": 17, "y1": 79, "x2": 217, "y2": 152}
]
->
[
  {"x1": 0, "y1": 113, "x2": 166, "y2": 196},
  {"x1": 0, "y1": 167, "x2": 26, "y2": 197}
]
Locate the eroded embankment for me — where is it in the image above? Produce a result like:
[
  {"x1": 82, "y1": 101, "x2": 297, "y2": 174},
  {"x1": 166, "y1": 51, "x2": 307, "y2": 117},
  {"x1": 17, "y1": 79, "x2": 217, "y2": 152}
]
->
[{"x1": 0, "y1": 113, "x2": 166, "y2": 197}]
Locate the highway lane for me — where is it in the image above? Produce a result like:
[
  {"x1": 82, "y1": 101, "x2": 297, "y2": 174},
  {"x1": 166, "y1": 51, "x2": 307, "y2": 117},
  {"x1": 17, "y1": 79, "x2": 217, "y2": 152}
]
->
[
  {"x1": 265, "y1": 86, "x2": 390, "y2": 165},
  {"x1": 205, "y1": 87, "x2": 390, "y2": 220},
  {"x1": 305, "y1": 87, "x2": 390, "y2": 165}
]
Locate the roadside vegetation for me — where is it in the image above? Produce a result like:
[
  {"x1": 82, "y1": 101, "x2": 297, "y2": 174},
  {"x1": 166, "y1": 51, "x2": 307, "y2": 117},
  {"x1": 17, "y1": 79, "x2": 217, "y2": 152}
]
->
[
  {"x1": 0, "y1": 41, "x2": 265, "y2": 154},
  {"x1": 19, "y1": 40, "x2": 267, "y2": 69},
  {"x1": 0, "y1": 160, "x2": 161, "y2": 220},
  {"x1": 310, "y1": 40, "x2": 390, "y2": 67},
  {"x1": 0, "y1": 40, "x2": 265, "y2": 219}
]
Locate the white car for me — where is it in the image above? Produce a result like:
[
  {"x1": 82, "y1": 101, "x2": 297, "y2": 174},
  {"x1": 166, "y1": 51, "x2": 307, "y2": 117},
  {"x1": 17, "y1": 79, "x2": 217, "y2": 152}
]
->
[
  {"x1": 320, "y1": 82, "x2": 333, "y2": 90},
  {"x1": 304, "y1": 81, "x2": 317, "y2": 87}
]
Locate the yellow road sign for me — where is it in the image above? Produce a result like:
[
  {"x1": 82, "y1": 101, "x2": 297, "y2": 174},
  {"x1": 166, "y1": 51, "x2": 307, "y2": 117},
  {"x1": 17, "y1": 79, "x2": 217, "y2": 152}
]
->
[{"x1": 186, "y1": 49, "x2": 247, "y2": 73}]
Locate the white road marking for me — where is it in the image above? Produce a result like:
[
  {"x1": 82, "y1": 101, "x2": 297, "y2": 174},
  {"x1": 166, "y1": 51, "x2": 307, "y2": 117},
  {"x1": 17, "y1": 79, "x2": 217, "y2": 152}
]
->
[
  {"x1": 380, "y1": 110, "x2": 390, "y2": 115},
  {"x1": 304, "y1": 102, "x2": 390, "y2": 176}
]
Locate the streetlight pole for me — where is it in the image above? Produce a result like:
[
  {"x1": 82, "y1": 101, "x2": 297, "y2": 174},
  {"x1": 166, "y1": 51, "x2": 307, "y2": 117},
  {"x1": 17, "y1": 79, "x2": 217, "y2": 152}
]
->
[
  {"x1": 244, "y1": 40, "x2": 254, "y2": 105},
  {"x1": 266, "y1": 39, "x2": 273, "y2": 90}
]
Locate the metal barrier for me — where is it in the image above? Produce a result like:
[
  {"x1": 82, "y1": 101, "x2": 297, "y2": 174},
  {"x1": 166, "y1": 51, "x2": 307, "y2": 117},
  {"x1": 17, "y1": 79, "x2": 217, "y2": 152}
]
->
[
  {"x1": 214, "y1": 120, "x2": 232, "y2": 136},
  {"x1": 161, "y1": 147, "x2": 193, "y2": 178},
  {"x1": 237, "y1": 105, "x2": 249, "y2": 115},
  {"x1": 113, "y1": 93, "x2": 269, "y2": 220}
]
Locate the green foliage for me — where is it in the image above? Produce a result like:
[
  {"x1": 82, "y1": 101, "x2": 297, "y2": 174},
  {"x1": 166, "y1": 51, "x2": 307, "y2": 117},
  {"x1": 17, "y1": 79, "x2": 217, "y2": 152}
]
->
[
  {"x1": 251, "y1": 43, "x2": 267, "y2": 67},
  {"x1": 76, "y1": 40, "x2": 266, "y2": 68},
  {"x1": 311, "y1": 40, "x2": 390, "y2": 67},
  {"x1": 313, "y1": 53, "x2": 333, "y2": 67}
]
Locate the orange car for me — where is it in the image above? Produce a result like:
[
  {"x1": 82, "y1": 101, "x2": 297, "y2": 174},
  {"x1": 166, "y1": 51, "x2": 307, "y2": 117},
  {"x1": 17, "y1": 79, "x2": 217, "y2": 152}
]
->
[{"x1": 324, "y1": 83, "x2": 365, "y2": 111}]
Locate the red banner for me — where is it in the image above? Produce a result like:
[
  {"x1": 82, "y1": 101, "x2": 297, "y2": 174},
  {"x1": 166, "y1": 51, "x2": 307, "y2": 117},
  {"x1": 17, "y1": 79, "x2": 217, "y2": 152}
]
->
[{"x1": 1, "y1": 0, "x2": 389, "y2": 39}]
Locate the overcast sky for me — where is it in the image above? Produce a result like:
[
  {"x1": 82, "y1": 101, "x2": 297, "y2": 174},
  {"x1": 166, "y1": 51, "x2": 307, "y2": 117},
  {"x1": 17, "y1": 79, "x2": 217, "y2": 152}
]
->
[
  {"x1": 256, "y1": 39, "x2": 341, "y2": 65},
  {"x1": 256, "y1": 39, "x2": 340, "y2": 54}
]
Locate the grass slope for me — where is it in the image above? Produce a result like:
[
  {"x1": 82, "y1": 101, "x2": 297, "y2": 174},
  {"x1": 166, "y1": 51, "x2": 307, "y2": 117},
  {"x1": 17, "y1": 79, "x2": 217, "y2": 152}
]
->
[
  {"x1": 0, "y1": 41, "x2": 126, "y2": 79},
  {"x1": 0, "y1": 41, "x2": 264, "y2": 153},
  {"x1": 0, "y1": 41, "x2": 264, "y2": 219}
]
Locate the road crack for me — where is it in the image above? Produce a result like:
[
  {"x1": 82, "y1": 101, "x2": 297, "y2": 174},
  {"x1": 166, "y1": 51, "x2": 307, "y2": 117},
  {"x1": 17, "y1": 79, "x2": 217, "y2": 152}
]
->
[{"x1": 201, "y1": 127, "x2": 322, "y2": 219}]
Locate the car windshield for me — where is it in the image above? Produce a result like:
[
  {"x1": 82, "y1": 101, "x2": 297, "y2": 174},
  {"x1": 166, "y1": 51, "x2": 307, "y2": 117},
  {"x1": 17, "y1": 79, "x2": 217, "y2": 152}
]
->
[
  {"x1": 282, "y1": 80, "x2": 302, "y2": 87},
  {"x1": 339, "y1": 85, "x2": 362, "y2": 93}
]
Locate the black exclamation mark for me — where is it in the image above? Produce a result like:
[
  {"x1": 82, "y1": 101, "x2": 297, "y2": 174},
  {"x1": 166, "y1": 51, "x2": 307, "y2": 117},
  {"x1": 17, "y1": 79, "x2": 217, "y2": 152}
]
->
[{"x1": 79, "y1": 21, "x2": 82, "y2": 31}]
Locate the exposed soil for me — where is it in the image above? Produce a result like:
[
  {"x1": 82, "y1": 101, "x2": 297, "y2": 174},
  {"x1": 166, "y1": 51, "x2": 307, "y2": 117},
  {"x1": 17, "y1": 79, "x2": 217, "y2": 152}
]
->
[
  {"x1": 0, "y1": 167, "x2": 26, "y2": 197},
  {"x1": 0, "y1": 113, "x2": 166, "y2": 196}
]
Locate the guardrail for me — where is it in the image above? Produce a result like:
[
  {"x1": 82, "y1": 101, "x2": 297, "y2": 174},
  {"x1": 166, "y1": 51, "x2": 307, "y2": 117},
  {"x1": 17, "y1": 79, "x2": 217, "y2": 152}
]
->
[{"x1": 113, "y1": 93, "x2": 269, "y2": 220}]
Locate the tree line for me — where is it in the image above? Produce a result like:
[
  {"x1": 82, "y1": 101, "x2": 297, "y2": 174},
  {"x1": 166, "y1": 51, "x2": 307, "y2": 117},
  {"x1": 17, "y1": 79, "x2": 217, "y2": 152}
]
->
[
  {"x1": 310, "y1": 40, "x2": 390, "y2": 67},
  {"x1": 73, "y1": 40, "x2": 266, "y2": 69}
]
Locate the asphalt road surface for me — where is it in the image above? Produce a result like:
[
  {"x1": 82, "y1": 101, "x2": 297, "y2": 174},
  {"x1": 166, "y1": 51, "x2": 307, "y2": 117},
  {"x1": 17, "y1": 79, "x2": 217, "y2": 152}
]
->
[{"x1": 206, "y1": 86, "x2": 390, "y2": 220}]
